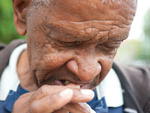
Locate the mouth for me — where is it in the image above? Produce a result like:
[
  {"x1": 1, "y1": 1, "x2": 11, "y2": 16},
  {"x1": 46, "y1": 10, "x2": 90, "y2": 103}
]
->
[
  {"x1": 48, "y1": 79, "x2": 74, "y2": 85},
  {"x1": 39, "y1": 77, "x2": 92, "y2": 89},
  {"x1": 34, "y1": 67, "x2": 98, "y2": 89}
]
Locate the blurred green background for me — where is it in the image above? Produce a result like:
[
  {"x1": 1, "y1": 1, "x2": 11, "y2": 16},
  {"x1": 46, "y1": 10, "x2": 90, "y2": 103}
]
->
[
  {"x1": 0, "y1": 0, "x2": 24, "y2": 44},
  {"x1": 115, "y1": 8, "x2": 150, "y2": 64},
  {"x1": 0, "y1": 0, "x2": 150, "y2": 64}
]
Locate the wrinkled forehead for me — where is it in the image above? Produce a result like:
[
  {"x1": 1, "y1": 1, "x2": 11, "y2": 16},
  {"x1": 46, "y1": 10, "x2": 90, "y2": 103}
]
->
[
  {"x1": 30, "y1": 0, "x2": 136, "y2": 20},
  {"x1": 32, "y1": 0, "x2": 136, "y2": 8},
  {"x1": 28, "y1": 0, "x2": 137, "y2": 40}
]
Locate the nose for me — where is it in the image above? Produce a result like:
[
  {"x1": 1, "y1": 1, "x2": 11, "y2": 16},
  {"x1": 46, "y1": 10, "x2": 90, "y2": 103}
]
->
[{"x1": 66, "y1": 58, "x2": 101, "y2": 82}]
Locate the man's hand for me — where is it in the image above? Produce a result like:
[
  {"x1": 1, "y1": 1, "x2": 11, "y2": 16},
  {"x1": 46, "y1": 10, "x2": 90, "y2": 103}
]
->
[
  {"x1": 13, "y1": 85, "x2": 94, "y2": 113},
  {"x1": 54, "y1": 103, "x2": 96, "y2": 113}
]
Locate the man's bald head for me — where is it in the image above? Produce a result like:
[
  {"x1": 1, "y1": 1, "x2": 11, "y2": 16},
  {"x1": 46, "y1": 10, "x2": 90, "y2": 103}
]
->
[{"x1": 13, "y1": 0, "x2": 137, "y2": 36}]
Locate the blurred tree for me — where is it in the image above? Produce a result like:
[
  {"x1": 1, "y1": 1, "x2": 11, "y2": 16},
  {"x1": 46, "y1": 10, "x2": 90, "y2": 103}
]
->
[
  {"x1": 0, "y1": 1, "x2": 24, "y2": 44},
  {"x1": 136, "y1": 8, "x2": 150, "y2": 62},
  {"x1": 143, "y1": 8, "x2": 150, "y2": 39}
]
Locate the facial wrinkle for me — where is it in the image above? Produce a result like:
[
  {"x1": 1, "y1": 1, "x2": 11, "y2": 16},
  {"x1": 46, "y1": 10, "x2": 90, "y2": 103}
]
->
[
  {"x1": 31, "y1": 0, "x2": 51, "y2": 9},
  {"x1": 44, "y1": 20, "x2": 130, "y2": 42}
]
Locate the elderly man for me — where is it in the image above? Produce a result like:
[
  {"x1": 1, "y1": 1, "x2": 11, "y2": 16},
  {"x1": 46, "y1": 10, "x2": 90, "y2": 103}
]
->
[{"x1": 0, "y1": 0, "x2": 149, "y2": 113}]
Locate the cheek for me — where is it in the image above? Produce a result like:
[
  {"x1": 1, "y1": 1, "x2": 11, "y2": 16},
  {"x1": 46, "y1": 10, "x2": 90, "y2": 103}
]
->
[
  {"x1": 91, "y1": 57, "x2": 113, "y2": 88},
  {"x1": 98, "y1": 54, "x2": 114, "y2": 81},
  {"x1": 29, "y1": 43, "x2": 74, "y2": 71}
]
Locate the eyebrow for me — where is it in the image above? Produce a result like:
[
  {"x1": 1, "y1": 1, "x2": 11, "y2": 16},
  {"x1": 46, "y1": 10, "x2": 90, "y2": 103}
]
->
[
  {"x1": 43, "y1": 22, "x2": 94, "y2": 42},
  {"x1": 42, "y1": 20, "x2": 128, "y2": 42}
]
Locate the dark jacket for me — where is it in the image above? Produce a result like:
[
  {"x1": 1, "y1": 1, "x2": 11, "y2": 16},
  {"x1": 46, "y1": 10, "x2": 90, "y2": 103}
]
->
[{"x1": 0, "y1": 40, "x2": 150, "y2": 113}]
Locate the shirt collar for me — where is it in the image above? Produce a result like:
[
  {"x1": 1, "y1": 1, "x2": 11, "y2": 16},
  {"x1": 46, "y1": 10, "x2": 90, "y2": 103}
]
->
[
  {"x1": 96, "y1": 69, "x2": 124, "y2": 107},
  {"x1": 0, "y1": 44, "x2": 27, "y2": 101}
]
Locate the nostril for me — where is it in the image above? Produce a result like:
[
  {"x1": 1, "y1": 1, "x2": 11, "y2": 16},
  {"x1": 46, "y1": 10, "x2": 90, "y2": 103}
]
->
[{"x1": 96, "y1": 63, "x2": 102, "y2": 73}]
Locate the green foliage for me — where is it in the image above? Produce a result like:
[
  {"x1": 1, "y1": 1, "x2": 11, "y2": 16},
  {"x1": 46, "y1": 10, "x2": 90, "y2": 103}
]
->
[
  {"x1": 138, "y1": 9, "x2": 150, "y2": 62},
  {"x1": 0, "y1": 0, "x2": 24, "y2": 44},
  {"x1": 143, "y1": 9, "x2": 150, "y2": 39}
]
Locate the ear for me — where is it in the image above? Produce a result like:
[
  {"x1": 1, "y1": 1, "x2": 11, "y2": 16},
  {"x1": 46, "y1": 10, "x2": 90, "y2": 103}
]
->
[{"x1": 13, "y1": 0, "x2": 31, "y2": 36}]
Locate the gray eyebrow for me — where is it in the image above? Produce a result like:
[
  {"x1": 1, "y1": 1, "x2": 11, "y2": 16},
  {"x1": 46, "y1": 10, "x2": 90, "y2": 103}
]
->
[
  {"x1": 44, "y1": 23, "x2": 93, "y2": 42},
  {"x1": 41, "y1": 19, "x2": 129, "y2": 42}
]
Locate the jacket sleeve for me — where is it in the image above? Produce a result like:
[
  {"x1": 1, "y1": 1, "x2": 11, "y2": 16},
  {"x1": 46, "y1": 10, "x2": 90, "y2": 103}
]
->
[
  {"x1": 0, "y1": 43, "x2": 6, "y2": 50},
  {"x1": 115, "y1": 63, "x2": 150, "y2": 113},
  {"x1": 0, "y1": 40, "x2": 26, "y2": 78}
]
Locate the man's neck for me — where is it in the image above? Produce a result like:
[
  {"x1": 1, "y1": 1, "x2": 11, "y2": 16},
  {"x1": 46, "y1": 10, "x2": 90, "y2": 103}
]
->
[{"x1": 17, "y1": 50, "x2": 38, "y2": 91}]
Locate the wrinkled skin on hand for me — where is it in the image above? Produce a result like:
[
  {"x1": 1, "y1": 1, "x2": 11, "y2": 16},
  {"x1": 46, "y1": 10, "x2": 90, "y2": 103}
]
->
[
  {"x1": 13, "y1": 0, "x2": 137, "y2": 113},
  {"x1": 13, "y1": 85, "x2": 94, "y2": 113}
]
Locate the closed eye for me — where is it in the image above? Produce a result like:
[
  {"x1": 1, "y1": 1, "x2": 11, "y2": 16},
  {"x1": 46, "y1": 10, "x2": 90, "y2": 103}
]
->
[
  {"x1": 55, "y1": 40, "x2": 84, "y2": 47},
  {"x1": 103, "y1": 41, "x2": 121, "y2": 48},
  {"x1": 96, "y1": 40, "x2": 122, "y2": 52}
]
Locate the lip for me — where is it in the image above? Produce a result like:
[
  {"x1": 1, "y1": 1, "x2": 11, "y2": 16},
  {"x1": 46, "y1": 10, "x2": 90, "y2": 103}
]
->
[
  {"x1": 41, "y1": 76, "x2": 91, "y2": 88},
  {"x1": 34, "y1": 67, "x2": 95, "y2": 89}
]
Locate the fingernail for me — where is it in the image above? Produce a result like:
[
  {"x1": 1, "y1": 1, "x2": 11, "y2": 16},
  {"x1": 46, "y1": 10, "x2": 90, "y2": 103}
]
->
[
  {"x1": 80, "y1": 89, "x2": 94, "y2": 98},
  {"x1": 59, "y1": 89, "x2": 73, "y2": 97}
]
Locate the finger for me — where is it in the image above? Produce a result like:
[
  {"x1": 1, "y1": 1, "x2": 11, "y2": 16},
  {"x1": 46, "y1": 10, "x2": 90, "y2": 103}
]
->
[
  {"x1": 54, "y1": 108, "x2": 69, "y2": 113},
  {"x1": 64, "y1": 103, "x2": 91, "y2": 113},
  {"x1": 30, "y1": 89, "x2": 73, "y2": 113},
  {"x1": 31, "y1": 85, "x2": 94, "y2": 103},
  {"x1": 71, "y1": 89, "x2": 94, "y2": 103},
  {"x1": 66, "y1": 84, "x2": 80, "y2": 88},
  {"x1": 66, "y1": 84, "x2": 94, "y2": 103},
  {"x1": 31, "y1": 85, "x2": 68, "y2": 100}
]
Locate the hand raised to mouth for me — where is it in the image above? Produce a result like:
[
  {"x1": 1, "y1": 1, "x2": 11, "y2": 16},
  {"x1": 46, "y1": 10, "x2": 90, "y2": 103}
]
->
[
  {"x1": 13, "y1": 85, "x2": 95, "y2": 113},
  {"x1": 54, "y1": 84, "x2": 96, "y2": 113}
]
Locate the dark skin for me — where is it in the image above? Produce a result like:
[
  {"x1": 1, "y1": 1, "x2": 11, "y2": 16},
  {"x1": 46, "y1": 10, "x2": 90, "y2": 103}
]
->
[{"x1": 12, "y1": 0, "x2": 137, "y2": 113}]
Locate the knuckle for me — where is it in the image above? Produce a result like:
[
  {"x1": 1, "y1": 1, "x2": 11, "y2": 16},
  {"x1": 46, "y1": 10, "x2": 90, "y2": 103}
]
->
[
  {"x1": 39, "y1": 85, "x2": 50, "y2": 95},
  {"x1": 30, "y1": 102, "x2": 39, "y2": 113}
]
